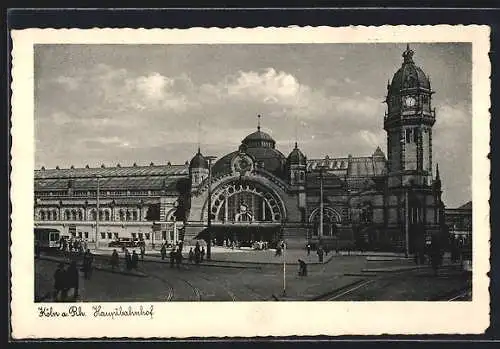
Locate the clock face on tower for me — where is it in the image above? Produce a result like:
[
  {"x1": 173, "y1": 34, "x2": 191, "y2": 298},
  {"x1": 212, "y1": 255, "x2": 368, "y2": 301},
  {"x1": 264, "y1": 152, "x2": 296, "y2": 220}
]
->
[{"x1": 404, "y1": 96, "x2": 416, "y2": 107}]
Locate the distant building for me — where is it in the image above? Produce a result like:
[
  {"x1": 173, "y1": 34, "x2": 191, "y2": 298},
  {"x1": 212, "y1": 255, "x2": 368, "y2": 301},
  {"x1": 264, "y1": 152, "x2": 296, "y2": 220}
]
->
[
  {"x1": 34, "y1": 46, "x2": 446, "y2": 252},
  {"x1": 445, "y1": 201, "x2": 472, "y2": 238}
]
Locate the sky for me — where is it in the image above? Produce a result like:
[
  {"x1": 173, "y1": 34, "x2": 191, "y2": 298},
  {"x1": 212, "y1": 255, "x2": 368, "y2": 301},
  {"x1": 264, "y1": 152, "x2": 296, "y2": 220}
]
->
[{"x1": 34, "y1": 43, "x2": 472, "y2": 208}]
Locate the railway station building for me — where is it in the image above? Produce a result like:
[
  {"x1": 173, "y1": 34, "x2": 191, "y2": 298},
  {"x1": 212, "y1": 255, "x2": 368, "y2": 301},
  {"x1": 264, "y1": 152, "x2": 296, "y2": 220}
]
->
[{"x1": 34, "y1": 46, "x2": 446, "y2": 252}]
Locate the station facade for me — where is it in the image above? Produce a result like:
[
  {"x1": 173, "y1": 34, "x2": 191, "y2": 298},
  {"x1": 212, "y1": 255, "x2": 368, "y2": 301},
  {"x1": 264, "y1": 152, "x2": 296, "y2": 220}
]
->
[{"x1": 34, "y1": 46, "x2": 446, "y2": 252}]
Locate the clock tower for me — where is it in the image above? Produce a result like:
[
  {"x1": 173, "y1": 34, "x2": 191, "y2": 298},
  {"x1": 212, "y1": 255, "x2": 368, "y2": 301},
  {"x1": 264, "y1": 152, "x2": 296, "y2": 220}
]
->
[
  {"x1": 384, "y1": 45, "x2": 443, "y2": 253},
  {"x1": 384, "y1": 44, "x2": 436, "y2": 188}
]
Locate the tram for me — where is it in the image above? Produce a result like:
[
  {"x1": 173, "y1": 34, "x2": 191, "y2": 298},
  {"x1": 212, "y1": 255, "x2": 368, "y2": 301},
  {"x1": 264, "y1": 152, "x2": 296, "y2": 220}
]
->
[{"x1": 34, "y1": 228, "x2": 61, "y2": 249}]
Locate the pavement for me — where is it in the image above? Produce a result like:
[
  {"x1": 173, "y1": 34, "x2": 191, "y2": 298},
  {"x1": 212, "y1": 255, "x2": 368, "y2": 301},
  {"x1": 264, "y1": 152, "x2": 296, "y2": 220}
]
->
[
  {"x1": 88, "y1": 246, "x2": 341, "y2": 266},
  {"x1": 35, "y1": 247, "x2": 470, "y2": 302}
]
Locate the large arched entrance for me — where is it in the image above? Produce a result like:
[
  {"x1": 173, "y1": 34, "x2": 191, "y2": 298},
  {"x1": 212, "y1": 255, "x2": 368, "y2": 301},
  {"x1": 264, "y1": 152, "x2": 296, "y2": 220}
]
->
[
  {"x1": 308, "y1": 207, "x2": 342, "y2": 237},
  {"x1": 197, "y1": 179, "x2": 286, "y2": 247}
]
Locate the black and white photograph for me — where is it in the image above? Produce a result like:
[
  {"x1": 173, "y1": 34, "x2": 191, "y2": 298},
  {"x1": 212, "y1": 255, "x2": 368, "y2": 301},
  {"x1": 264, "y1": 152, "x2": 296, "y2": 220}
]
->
[{"x1": 10, "y1": 25, "x2": 490, "y2": 338}]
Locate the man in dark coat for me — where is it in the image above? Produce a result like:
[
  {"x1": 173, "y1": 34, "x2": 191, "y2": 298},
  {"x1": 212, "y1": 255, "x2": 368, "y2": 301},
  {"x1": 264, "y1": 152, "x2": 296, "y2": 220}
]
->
[
  {"x1": 194, "y1": 242, "x2": 201, "y2": 264},
  {"x1": 175, "y1": 248, "x2": 183, "y2": 269},
  {"x1": 66, "y1": 261, "x2": 80, "y2": 300},
  {"x1": 170, "y1": 248, "x2": 176, "y2": 268},
  {"x1": 82, "y1": 249, "x2": 94, "y2": 280},
  {"x1": 125, "y1": 249, "x2": 132, "y2": 270},
  {"x1": 110, "y1": 249, "x2": 119, "y2": 270},
  {"x1": 298, "y1": 259, "x2": 308, "y2": 276},
  {"x1": 131, "y1": 250, "x2": 139, "y2": 270},
  {"x1": 53, "y1": 263, "x2": 66, "y2": 301},
  {"x1": 160, "y1": 243, "x2": 167, "y2": 260},
  {"x1": 317, "y1": 246, "x2": 324, "y2": 263},
  {"x1": 140, "y1": 243, "x2": 146, "y2": 261}
]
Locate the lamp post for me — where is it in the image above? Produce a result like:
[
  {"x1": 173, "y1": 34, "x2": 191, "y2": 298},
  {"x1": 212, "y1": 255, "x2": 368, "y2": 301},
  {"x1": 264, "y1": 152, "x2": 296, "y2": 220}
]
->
[
  {"x1": 205, "y1": 155, "x2": 217, "y2": 261},
  {"x1": 400, "y1": 136, "x2": 409, "y2": 257},
  {"x1": 95, "y1": 174, "x2": 101, "y2": 250},
  {"x1": 318, "y1": 165, "x2": 328, "y2": 242}
]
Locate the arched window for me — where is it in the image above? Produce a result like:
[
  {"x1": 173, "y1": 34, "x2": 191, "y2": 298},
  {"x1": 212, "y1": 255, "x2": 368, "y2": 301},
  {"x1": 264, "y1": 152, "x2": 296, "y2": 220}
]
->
[
  {"x1": 99, "y1": 210, "x2": 104, "y2": 221},
  {"x1": 40, "y1": 211, "x2": 46, "y2": 220},
  {"x1": 126, "y1": 211, "x2": 131, "y2": 221},
  {"x1": 53, "y1": 210, "x2": 58, "y2": 220},
  {"x1": 46, "y1": 211, "x2": 52, "y2": 220},
  {"x1": 132, "y1": 211, "x2": 137, "y2": 221},
  {"x1": 105, "y1": 210, "x2": 110, "y2": 221},
  {"x1": 78, "y1": 210, "x2": 83, "y2": 221},
  {"x1": 71, "y1": 210, "x2": 77, "y2": 221},
  {"x1": 64, "y1": 209, "x2": 71, "y2": 221},
  {"x1": 90, "y1": 210, "x2": 97, "y2": 221},
  {"x1": 119, "y1": 209, "x2": 125, "y2": 221}
]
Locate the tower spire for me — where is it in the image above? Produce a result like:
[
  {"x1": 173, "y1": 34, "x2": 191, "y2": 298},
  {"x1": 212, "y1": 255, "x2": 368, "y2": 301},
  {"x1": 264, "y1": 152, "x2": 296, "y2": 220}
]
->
[
  {"x1": 436, "y1": 163, "x2": 440, "y2": 180},
  {"x1": 257, "y1": 114, "x2": 261, "y2": 131},
  {"x1": 197, "y1": 119, "x2": 201, "y2": 153},
  {"x1": 294, "y1": 113, "x2": 298, "y2": 149},
  {"x1": 402, "y1": 43, "x2": 414, "y2": 64}
]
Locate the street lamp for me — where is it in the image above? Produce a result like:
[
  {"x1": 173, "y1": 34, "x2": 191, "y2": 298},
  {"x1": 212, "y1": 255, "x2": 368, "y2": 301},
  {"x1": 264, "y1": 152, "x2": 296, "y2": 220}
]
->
[
  {"x1": 95, "y1": 174, "x2": 101, "y2": 250},
  {"x1": 400, "y1": 137, "x2": 410, "y2": 257},
  {"x1": 205, "y1": 155, "x2": 217, "y2": 261},
  {"x1": 317, "y1": 165, "x2": 328, "y2": 243}
]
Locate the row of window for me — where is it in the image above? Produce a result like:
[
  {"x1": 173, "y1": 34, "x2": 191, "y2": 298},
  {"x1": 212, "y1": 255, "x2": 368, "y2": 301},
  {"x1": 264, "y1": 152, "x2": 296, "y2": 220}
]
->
[
  {"x1": 69, "y1": 231, "x2": 152, "y2": 240},
  {"x1": 99, "y1": 232, "x2": 151, "y2": 240},
  {"x1": 37, "y1": 209, "x2": 141, "y2": 221}
]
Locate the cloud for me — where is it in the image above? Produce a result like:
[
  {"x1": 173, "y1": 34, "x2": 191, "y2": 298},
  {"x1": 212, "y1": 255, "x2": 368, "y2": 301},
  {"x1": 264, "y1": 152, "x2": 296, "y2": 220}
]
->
[
  {"x1": 36, "y1": 63, "x2": 472, "y2": 207},
  {"x1": 53, "y1": 76, "x2": 80, "y2": 90}
]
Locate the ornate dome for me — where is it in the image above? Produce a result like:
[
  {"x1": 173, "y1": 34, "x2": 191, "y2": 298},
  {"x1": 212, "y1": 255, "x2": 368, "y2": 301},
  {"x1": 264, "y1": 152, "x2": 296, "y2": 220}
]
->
[
  {"x1": 189, "y1": 148, "x2": 208, "y2": 169},
  {"x1": 242, "y1": 127, "x2": 276, "y2": 149},
  {"x1": 389, "y1": 45, "x2": 430, "y2": 94},
  {"x1": 287, "y1": 142, "x2": 307, "y2": 165}
]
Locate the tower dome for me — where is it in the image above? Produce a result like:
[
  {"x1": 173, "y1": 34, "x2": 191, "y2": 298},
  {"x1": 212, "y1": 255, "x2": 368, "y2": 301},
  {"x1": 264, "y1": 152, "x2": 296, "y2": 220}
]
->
[
  {"x1": 242, "y1": 128, "x2": 276, "y2": 149},
  {"x1": 287, "y1": 142, "x2": 306, "y2": 165},
  {"x1": 189, "y1": 148, "x2": 208, "y2": 169},
  {"x1": 389, "y1": 45, "x2": 430, "y2": 94}
]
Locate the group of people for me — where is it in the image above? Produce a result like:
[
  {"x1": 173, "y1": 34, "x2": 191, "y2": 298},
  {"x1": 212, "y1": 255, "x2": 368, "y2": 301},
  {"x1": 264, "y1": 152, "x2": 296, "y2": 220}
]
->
[
  {"x1": 59, "y1": 236, "x2": 89, "y2": 254},
  {"x1": 52, "y1": 249, "x2": 94, "y2": 301},
  {"x1": 450, "y1": 235, "x2": 472, "y2": 264},
  {"x1": 274, "y1": 241, "x2": 286, "y2": 257},
  {"x1": 109, "y1": 248, "x2": 144, "y2": 271},
  {"x1": 188, "y1": 242, "x2": 206, "y2": 265}
]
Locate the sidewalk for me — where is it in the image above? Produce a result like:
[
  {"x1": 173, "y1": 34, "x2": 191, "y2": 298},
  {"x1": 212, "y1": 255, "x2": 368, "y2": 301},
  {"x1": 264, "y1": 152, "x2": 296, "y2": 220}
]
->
[
  {"x1": 90, "y1": 247, "x2": 335, "y2": 266},
  {"x1": 37, "y1": 254, "x2": 148, "y2": 277}
]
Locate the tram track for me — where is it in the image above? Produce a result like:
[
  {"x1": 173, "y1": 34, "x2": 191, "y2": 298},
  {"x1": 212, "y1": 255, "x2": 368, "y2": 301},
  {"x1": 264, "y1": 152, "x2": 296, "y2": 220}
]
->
[{"x1": 144, "y1": 269, "x2": 202, "y2": 301}]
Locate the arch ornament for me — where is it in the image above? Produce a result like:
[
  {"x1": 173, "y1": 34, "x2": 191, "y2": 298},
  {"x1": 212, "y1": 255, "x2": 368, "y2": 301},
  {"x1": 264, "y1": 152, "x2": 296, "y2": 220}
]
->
[
  {"x1": 308, "y1": 206, "x2": 342, "y2": 224},
  {"x1": 201, "y1": 178, "x2": 287, "y2": 223}
]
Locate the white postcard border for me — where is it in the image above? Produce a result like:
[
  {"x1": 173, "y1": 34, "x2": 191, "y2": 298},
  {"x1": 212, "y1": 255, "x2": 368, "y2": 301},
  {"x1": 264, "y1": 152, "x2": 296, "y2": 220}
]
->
[{"x1": 10, "y1": 25, "x2": 491, "y2": 338}]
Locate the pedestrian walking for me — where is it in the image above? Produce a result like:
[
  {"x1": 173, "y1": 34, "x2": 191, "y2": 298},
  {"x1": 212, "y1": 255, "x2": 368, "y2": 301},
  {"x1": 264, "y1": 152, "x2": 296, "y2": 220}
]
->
[
  {"x1": 53, "y1": 263, "x2": 66, "y2": 302},
  {"x1": 160, "y1": 243, "x2": 167, "y2": 260},
  {"x1": 317, "y1": 246, "x2": 324, "y2": 263},
  {"x1": 201, "y1": 246, "x2": 205, "y2": 262},
  {"x1": 306, "y1": 243, "x2": 311, "y2": 256},
  {"x1": 188, "y1": 248, "x2": 194, "y2": 263},
  {"x1": 66, "y1": 261, "x2": 80, "y2": 301},
  {"x1": 125, "y1": 249, "x2": 132, "y2": 270},
  {"x1": 131, "y1": 250, "x2": 139, "y2": 270},
  {"x1": 275, "y1": 244, "x2": 282, "y2": 257},
  {"x1": 298, "y1": 259, "x2": 308, "y2": 276},
  {"x1": 140, "y1": 244, "x2": 145, "y2": 261},
  {"x1": 82, "y1": 249, "x2": 94, "y2": 279},
  {"x1": 175, "y1": 248, "x2": 183, "y2": 269},
  {"x1": 170, "y1": 248, "x2": 176, "y2": 268},
  {"x1": 110, "y1": 249, "x2": 119, "y2": 270},
  {"x1": 194, "y1": 242, "x2": 201, "y2": 264}
]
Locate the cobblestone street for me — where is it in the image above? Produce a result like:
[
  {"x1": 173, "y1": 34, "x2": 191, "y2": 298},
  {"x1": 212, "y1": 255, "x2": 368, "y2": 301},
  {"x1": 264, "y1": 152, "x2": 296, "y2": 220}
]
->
[{"x1": 35, "y1": 250, "x2": 471, "y2": 302}]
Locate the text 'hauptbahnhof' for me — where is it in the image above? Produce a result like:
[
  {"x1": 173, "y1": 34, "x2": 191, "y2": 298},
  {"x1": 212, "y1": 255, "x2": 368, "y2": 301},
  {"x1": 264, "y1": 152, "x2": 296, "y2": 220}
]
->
[{"x1": 35, "y1": 46, "x2": 458, "y2": 253}]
